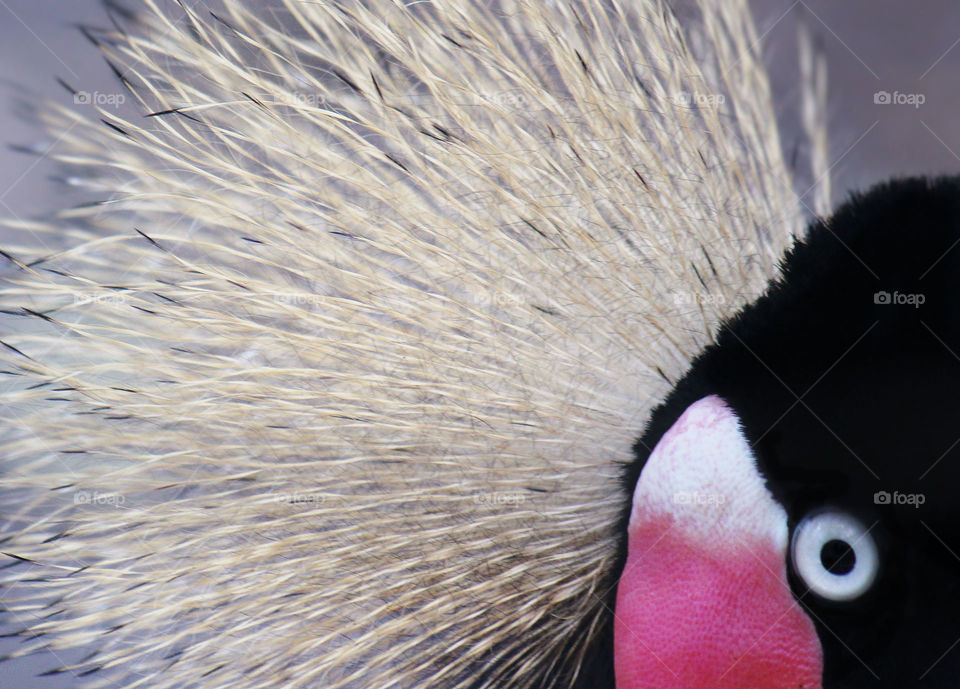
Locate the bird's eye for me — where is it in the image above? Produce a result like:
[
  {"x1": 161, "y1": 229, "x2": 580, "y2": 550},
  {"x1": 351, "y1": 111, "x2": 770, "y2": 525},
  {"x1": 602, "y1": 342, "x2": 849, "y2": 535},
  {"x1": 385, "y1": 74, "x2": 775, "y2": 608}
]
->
[{"x1": 790, "y1": 510, "x2": 878, "y2": 602}]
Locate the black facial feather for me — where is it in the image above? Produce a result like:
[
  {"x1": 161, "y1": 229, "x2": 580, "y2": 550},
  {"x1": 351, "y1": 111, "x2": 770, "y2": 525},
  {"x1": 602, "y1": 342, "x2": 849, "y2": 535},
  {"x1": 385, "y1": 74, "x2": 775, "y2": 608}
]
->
[{"x1": 614, "y1": 175, "x2": 960, "y2": 688}]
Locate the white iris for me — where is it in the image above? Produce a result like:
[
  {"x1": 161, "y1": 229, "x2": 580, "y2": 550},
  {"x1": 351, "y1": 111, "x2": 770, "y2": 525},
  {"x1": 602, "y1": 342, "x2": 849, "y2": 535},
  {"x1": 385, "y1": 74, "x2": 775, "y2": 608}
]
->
[{"x1": 791, "y1": 510, "x2": 879, "y2": 602}]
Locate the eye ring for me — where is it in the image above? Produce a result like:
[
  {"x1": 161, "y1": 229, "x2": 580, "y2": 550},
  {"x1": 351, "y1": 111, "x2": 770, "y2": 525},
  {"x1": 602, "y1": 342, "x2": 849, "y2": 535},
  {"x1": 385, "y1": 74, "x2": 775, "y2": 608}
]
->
[{"x1": 790, "y1": 509, "x2": 878, "y2": 602}]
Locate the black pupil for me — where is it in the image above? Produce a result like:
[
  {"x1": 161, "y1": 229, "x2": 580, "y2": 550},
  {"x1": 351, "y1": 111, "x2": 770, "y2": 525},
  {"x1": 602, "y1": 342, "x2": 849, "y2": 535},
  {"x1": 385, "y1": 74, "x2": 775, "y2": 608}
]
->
[{"x1": 820, "y1": 539, "x2": 856, "y2": 575}]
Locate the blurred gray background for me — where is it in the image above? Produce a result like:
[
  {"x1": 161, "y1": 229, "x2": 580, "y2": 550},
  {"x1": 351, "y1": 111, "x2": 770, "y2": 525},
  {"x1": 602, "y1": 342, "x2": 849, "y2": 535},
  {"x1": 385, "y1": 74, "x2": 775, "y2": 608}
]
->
[{"x1": 1, "y1": 0, "x2": 959, "y2": 686}]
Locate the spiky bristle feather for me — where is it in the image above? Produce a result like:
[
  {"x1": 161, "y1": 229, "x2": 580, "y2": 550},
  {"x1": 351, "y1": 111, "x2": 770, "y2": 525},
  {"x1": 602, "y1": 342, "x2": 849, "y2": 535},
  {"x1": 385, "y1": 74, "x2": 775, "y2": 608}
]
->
[{"x1": 1, "y1": 1, "x2": 814, "y2": 687}]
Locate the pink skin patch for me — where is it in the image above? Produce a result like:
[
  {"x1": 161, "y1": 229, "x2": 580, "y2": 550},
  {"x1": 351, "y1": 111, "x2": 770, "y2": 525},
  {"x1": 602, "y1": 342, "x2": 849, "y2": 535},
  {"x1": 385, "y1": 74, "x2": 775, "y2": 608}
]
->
[{"x1": 614, "y1": 396, "x2": 823, "y2": 689}]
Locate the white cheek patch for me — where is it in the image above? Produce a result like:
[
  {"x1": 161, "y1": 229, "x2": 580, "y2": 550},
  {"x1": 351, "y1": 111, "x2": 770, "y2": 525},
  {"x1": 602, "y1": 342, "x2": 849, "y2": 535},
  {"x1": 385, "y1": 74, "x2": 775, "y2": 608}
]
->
[
  {"x1": 630, "y1": 395, "x2": 788, "y2": 555},
  {"x1": 617, "y1": 395, "x2": 824, "y2": 689}
]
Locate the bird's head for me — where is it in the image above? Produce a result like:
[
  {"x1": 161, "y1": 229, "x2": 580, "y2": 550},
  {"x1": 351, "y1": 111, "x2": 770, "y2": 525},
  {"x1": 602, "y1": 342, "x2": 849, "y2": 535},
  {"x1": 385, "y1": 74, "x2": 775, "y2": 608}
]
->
[{"x1": 615, "y1": 177, "x2": 960, "y2": 688}]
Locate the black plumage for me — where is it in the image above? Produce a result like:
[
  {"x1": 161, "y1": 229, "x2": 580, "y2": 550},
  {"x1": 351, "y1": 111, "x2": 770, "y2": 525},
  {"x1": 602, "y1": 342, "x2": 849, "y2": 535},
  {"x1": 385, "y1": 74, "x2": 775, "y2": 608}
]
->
[{"x1": 614, "y1": 176, "x2": 960, "y2": 688}]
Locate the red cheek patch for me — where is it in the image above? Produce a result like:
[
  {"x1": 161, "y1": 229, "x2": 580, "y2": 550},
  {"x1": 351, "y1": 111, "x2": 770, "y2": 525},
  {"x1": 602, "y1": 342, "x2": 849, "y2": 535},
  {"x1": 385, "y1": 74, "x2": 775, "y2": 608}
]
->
[{"x1": 614, "y1": 396, "x2": 822, "y2": 689}]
